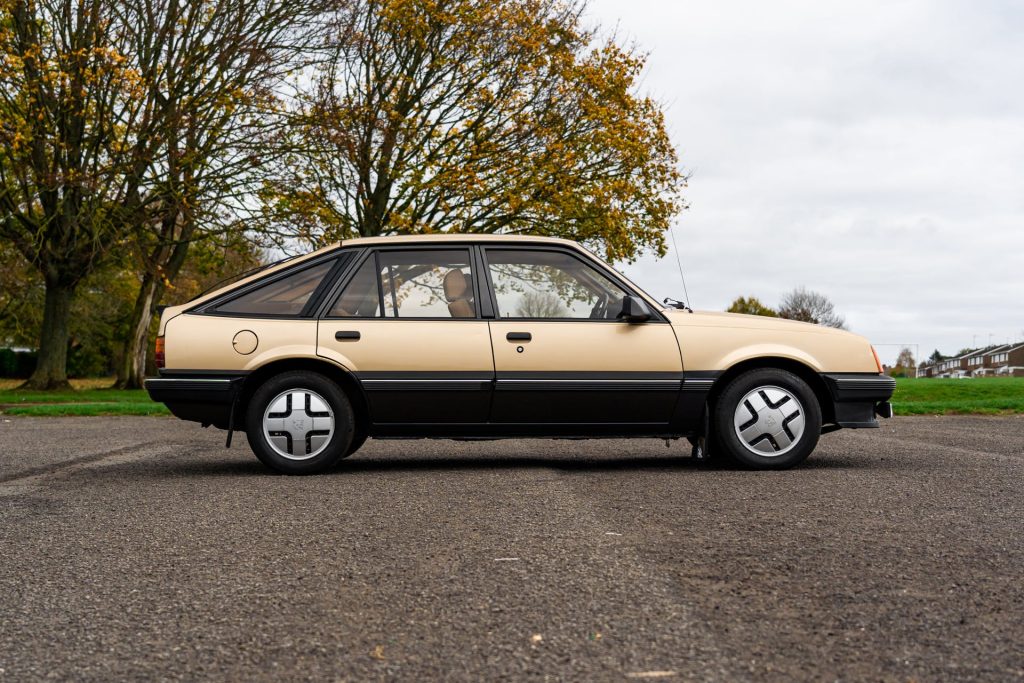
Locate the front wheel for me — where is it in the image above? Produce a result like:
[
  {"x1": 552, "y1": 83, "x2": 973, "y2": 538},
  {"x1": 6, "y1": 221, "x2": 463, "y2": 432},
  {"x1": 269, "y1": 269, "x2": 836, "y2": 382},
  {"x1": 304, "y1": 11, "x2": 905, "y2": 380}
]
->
[
  {"x1": 713, "y1": 368, "x2": 821, "y2": 469},
  {"x1": 246, "y1": 371, "x2": 355, "y2": 474}
]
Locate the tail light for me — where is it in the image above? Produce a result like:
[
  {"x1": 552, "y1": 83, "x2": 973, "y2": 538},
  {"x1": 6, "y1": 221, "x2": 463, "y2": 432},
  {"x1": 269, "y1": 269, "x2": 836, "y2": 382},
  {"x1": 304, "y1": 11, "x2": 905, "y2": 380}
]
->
[
  {"x1": 871, "y1": 346, "x2": 883, "y2": 374},
  {"x1": 155, "y1": 336, "x2": 165, "y2": 369}
]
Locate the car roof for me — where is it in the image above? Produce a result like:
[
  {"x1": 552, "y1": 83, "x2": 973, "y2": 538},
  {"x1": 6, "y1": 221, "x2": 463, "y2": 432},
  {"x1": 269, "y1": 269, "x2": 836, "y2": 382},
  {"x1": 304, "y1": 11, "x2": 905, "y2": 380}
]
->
[{"x1": 336, "y1": 234, "x2": 579, "y2": 248}]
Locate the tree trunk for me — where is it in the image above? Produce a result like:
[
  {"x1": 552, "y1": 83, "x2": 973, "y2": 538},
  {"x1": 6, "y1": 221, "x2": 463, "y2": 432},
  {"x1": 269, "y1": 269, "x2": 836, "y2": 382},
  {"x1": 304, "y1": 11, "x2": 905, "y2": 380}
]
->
[
  {"x1": 22, "y1": 275, "x2": 75, "y2": 390},
  {"x1": 116, "y1": 270, "x2": 163, "y2": 389},
  {"x1": 116, "y1": 220, "x2": 192, "y2": 389}
]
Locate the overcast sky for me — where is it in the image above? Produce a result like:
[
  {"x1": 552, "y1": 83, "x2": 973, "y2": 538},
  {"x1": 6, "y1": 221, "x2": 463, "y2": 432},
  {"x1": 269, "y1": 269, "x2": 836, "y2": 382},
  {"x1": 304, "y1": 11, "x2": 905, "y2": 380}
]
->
[{"x1": 588, "y1": 0, "x2": 1024, "y2": 363}]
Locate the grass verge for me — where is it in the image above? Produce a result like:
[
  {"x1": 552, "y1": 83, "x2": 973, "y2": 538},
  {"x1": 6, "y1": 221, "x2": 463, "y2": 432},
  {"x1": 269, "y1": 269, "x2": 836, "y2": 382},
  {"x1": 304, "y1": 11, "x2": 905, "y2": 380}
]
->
[
  {"x1": 2, "y1": 403, "x2": 171, "y2": 417},
  {"x1": 0, "y1": 378, "x2": 169, "y2": 416},
  {"x1": 892, "y1": 377, "x2": 1024, "y2": 415}
]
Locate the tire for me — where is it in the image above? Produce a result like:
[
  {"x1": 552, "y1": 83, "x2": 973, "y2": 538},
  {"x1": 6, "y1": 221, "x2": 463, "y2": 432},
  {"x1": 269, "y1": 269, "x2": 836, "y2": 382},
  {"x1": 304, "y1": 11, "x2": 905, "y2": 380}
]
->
[
  {"x1": 713, "y1": 368, "x2": 821, "y2": 469},
  {"x1": 346, "y1": 431, "x2": 368, "y2": 457},
  {"x1": 245, "y1": 371, "x2": 355, "y2": 474}
]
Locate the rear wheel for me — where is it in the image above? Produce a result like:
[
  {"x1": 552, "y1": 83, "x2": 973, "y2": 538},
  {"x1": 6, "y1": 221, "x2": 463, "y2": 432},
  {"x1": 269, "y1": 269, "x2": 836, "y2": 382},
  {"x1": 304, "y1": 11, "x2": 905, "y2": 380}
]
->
[
  {"x1": 346, "y1": 431, "x2": 368, "y2": 457},
  {"x1": 246, "y1": 371, "x2": 354, "y2": 474},
  {"x1": 713, "y1": 368, "x2": 821, "y2": 469}
]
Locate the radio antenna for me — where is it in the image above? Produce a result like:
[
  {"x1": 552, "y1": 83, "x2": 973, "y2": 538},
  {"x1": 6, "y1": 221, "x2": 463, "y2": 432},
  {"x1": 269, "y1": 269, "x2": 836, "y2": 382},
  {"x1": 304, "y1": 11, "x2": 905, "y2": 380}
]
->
[{"x1": 669, "y1": 225, "x2": 692, "y2": 309}]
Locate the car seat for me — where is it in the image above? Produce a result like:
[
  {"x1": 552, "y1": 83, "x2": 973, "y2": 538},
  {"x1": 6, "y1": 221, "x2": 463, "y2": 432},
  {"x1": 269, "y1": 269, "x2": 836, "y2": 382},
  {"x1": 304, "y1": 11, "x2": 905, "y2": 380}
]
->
[{"x1": 443, "y1": 269, "x2": 475, "y2": 318}]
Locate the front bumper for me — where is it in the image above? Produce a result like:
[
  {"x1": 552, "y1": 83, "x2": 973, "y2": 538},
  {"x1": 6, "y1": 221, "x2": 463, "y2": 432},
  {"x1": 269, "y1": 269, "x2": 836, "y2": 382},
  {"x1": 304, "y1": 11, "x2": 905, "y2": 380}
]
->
[
  {"x1": 822, "y1": 373, "x2": 896, "y2": 428},
  {"x1": 145, "y1": 376, "x2": 244, "y2": 429}
]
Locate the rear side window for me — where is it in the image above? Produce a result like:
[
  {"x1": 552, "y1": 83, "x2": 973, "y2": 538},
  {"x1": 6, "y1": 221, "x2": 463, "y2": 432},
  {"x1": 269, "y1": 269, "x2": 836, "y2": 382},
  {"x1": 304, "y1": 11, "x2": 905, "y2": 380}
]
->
[
  {"x1": 214, "y1": 260, "x2": 335, "y2": 316},
  {"x1": 326, "y1": 249, "x2": 476, "y2": 319}
]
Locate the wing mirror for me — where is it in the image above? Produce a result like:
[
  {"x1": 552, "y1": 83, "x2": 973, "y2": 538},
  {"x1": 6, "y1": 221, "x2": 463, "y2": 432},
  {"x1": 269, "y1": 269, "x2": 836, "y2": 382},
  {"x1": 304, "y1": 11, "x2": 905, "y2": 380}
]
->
[{"x1": 617, "y1": 295, "x2": 652, "y2": 323}]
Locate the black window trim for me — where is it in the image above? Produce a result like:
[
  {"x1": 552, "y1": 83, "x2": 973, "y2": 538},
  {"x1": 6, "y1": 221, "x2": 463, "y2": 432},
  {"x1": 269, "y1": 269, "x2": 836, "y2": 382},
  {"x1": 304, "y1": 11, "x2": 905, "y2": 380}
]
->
[
  {"x1": 311, "y1": 247, "x2": 371, "y2": 319},
  {"x1": 189, "y1": 248, "x2": 347, "y2": 319},
  {"x1": 318, "y1": 244, "x2": 486, "y2": 322},
  {"x1": 479, "y1": 245, "x2": 668, "y2": 324}
]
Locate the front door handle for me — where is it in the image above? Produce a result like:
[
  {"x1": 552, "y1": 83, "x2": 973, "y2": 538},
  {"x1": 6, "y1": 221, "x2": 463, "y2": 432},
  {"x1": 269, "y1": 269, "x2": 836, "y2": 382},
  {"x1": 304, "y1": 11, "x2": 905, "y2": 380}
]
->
[
  {"x1": 506, "y1": 332, "x2": 531, "y2": 342},
  {"x1": 335, "y1": 331, "x2": 361, "y2": 341}
]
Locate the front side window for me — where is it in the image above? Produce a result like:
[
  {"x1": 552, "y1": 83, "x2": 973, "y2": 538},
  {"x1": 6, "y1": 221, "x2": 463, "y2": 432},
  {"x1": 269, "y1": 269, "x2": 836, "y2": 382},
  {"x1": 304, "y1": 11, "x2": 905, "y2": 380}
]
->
[
  {"x1": 485, "y1": 249, "x2": 630, "y2": 320},
  {"x1": 214, "y1": 260, "x2": 335, "y2": 316},
  {"x1": 328, "y1": 249, "x2": 477, "y2": 319}
]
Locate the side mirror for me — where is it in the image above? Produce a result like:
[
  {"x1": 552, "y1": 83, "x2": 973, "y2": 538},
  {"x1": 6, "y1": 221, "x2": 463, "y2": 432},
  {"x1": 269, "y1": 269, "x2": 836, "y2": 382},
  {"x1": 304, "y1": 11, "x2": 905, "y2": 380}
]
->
[{"x1": 617, "y1": 295, "x2": 652, "y2": 323}]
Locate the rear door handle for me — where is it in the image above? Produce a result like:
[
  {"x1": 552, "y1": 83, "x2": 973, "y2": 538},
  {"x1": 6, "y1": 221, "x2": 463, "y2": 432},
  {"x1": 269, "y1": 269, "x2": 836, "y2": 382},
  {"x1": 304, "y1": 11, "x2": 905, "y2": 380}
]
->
[
  {"x1": 335, "y1": 331, "x2": 361, "y2": 341},
  {"x1": 506, "y1": 332, "x2": 531, "y2": 342}
]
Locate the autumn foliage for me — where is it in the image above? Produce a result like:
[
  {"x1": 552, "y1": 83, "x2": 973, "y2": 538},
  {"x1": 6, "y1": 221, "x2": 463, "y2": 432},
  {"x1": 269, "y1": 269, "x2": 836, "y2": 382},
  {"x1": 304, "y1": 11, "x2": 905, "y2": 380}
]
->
[
  {"x1": 263, "y1": 0, "x2": 683, "y2": 262},
  {"x1": 1, "y1": 0, "x2": 684, "y2": 387}
]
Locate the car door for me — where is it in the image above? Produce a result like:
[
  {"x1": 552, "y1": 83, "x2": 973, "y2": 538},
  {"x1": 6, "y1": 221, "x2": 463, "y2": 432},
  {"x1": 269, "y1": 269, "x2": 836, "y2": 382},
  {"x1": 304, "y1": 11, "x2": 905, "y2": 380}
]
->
[
  {"x1": 316, "y1": 247, "x2": 494, "y2": 425},
  {"x1": 482, "y1": 247, "x2": 683, "y2": 428}
]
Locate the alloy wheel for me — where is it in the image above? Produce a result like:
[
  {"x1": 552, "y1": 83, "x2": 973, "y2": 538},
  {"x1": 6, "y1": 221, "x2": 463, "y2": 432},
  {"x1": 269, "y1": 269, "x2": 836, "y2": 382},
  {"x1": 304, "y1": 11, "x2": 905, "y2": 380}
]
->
[{"x1": 732, "y1": 385, "x2": 806, "y2": 457}]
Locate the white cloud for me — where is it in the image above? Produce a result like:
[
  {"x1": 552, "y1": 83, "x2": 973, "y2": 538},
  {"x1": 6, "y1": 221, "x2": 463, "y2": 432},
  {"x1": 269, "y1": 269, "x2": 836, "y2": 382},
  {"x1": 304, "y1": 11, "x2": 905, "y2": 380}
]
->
[{"x1": 589, "y1": 0, "x2": 1024, "y2": 362}]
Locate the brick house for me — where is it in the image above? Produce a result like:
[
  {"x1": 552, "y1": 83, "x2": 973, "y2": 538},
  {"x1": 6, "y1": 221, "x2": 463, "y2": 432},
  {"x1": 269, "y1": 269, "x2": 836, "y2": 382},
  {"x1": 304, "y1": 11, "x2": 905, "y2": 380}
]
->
[
  {"x1": 936, "y1": 354, "x2": 967, "y2": 378},
  {"x1": 910, "y1": 344, "x2": 1023, "y2": 378},
  {"x1": 963, "y1": 348, "x2": 987, "y2": 375},
  {"x1": 991, "y1": 343, "x2": 1024, "y2": 377},
  {"x1": 973, "y1": 345, "x2": 1010, "y2": 376}
]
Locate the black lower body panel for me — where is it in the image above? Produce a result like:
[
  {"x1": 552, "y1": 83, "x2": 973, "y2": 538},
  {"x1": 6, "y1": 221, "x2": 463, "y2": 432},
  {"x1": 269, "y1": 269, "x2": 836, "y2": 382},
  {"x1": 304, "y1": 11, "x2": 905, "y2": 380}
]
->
[
  {"x1": 357, "y1": 372, "x2": 492, "y2": 423},
  {"x1": 145, "y1": 376, "x2": 244, "y2": 429},
  {"x1": 822, "y1": 373, "x2": 896, "y2": 429},
  {"x1": 369, "y1": 422, "x2": 682, "y2": 439},
  {"x1": 489, "y1": 372, "x2": 683, "y2": 425}
]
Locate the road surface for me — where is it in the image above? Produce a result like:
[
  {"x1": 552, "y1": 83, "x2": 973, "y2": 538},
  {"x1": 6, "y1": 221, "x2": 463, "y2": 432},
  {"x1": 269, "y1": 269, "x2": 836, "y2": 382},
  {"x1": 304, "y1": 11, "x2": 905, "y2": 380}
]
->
[{"x1": 1, "y1": 415, "x2": 1022, "y2": 681}]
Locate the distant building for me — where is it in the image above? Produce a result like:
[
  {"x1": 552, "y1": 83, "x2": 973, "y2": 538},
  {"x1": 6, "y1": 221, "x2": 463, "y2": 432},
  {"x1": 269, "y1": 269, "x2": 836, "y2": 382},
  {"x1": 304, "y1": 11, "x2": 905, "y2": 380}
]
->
[
  {"x1": 920, "y1": 344, "x2": 1024, "y2": 378},
  {"x1": 990, "y1": 344, "x2": 1024, "y2": 377},
  {"x1": 936, "y1": 353, "x2": 968, "y2": 378}
]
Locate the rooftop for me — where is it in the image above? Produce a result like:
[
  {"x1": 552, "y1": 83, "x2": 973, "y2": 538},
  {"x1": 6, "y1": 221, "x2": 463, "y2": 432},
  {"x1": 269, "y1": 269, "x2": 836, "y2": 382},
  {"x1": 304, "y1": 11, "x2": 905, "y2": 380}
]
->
[{"x1": 336, "y1": 234, "x2": 581, "y2": 248}]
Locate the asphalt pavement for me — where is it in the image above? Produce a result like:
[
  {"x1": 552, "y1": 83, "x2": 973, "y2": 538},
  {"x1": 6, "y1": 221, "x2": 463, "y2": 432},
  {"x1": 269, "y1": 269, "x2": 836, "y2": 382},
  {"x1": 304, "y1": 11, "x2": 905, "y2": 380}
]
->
[{"x1": 1, "y1": 415, "x2": 1022, "y2": 681}]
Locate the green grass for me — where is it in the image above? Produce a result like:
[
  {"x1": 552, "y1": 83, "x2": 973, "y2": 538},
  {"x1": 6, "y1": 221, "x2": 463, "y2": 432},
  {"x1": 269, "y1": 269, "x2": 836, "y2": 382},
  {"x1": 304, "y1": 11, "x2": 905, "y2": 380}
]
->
[
  {"x1": 1, "y1": 402, "x2": 170, "y2": 417},
  {"x1": 892, "y1": 377, "x2": 1024, "y2": 415},
  {"x1": 0, "y1": 380, "x2": 169, "y2": 416}
]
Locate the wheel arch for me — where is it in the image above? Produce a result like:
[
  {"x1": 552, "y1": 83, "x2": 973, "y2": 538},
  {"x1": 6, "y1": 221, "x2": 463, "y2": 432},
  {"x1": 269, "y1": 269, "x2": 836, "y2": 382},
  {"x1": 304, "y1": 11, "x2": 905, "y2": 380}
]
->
[
  {"x1": 238, "y1": 357, "x2": 369, "y2": 433},
  {"x1": 707, "y1": 356, "x2": 835, "y2": 425}
]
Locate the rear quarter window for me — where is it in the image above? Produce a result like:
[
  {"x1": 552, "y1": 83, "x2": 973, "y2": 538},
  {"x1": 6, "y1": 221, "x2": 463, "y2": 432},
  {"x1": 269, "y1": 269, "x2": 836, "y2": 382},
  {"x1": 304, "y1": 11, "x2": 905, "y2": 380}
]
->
[{"x1": 213, "y1": 260, "x2": 336, "y2": 316}]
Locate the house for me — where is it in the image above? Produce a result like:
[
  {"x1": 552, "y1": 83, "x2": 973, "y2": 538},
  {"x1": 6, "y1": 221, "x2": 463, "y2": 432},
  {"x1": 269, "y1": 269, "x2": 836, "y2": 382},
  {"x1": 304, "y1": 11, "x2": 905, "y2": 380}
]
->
[
  {"x1": 936, "y1": 353, "x2": 968, "y2": 378},
  {"x1": 974, "y1": 345, "x2": 1010, "y2": 377},
  {"x1": 991, "y1": 343, "x2": 1024, "y2": 377},
  {"x1": 914, "y1": 342, "x2": 1024, "y2": 378},
  {"x1": 963, "y1": 348, "x2": 988, "y2": 376}
]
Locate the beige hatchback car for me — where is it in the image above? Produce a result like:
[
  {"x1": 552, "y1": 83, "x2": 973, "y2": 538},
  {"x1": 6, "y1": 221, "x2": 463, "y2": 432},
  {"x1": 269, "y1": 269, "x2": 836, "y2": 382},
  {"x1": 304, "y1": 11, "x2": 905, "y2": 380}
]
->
[{"x1": 146, "y1": 235, "x2": 893, "y2": 474}]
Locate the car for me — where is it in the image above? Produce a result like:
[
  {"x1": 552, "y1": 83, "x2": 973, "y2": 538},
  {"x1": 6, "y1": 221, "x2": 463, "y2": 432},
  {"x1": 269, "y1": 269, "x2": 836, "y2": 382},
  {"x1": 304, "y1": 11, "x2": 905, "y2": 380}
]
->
[{"x1": 145, "y1": 235, "x2": 894, "y2": 474}]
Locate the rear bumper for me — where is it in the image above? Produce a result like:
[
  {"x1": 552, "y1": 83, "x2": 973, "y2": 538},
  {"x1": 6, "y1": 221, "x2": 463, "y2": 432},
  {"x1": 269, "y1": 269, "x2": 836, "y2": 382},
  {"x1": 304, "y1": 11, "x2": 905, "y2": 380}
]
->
[
  {"x1": 822, "y1": 373, "x2": 896, "y2": 429},
  {"x1": 145, "y1": 376, "x2": 244, "y2": 429}
]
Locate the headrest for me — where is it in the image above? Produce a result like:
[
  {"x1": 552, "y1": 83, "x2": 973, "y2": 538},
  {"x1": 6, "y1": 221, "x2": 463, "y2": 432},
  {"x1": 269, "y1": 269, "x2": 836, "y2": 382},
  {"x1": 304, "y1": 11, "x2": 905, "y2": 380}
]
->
[{"x1": 443, "y1": 269, "x2": 470, "y2": 302}]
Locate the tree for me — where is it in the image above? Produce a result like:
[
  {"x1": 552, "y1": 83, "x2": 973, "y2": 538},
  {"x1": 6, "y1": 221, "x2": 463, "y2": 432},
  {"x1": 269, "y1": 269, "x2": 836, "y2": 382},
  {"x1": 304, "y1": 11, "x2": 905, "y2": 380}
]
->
[
  {"x1": 0, "y1": 0, "x2": 158, "y2": 388},
  {"x1": 928, "y1": 349, "x2": 944, "y2": 364},
  {"x1": 516, "y1": 291, "x2": 568, "y2": 318},
  {"x1": 895, "y1": 347, "x2": 915, "y2": 369},
  {"x1": 113, "y1": 0, "x2": 329, "y2": 389},
  {"x1": 0, "y1": 240, "x2": 40, "y2": 348},
  {"x1": 0, "y1": 0, "x2": 326, "y2": 388},
  {"x1": 263, "y1": 0, "x2": 683, "y2": 262},
  {"x1": 726, "y1": 296, "x2": 777, "y2": 317},
  {"x1": 778, "y1": 287, "x2": 846, "y2": 329},
  {"x1": 890, "y1": 347, "x2": 916, "y2": 377}
]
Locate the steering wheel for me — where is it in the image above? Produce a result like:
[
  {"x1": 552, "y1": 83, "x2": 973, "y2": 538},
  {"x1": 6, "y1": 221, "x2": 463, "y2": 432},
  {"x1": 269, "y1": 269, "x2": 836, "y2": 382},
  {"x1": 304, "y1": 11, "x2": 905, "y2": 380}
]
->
[{"x1": 589, "y1": 293, "x2": 610, "y2": 319}]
